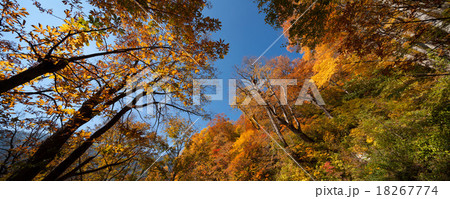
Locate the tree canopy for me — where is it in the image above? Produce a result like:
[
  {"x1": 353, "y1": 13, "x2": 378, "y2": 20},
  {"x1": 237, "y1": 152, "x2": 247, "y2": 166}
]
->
[
  {"x1": 1, "y1": 0, "x2": 448, "y2": 181},
  {"x1": 0, "y1": 0, "x2": 228, "y2": 180}
]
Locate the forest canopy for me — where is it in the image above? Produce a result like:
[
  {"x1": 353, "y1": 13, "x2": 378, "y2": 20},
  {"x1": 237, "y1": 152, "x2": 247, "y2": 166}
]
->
[{"x1": 0, "y1": 0, "x2": 449, "y2": 181}]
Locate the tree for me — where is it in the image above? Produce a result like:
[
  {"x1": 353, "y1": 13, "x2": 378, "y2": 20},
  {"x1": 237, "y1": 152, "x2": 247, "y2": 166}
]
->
[
  {"x1": 169, "y1": 0, "x2": 450, "y2": 181},
  {"x1": 142, "y1": 116, "x2": 197, "y2": 181},
  {"x1": 229, "y1": 53, "x2": 449, "y2": 180},
  {"x1": 176, "y1": 114, "x2": 240, "y2": 180},
  {"x1": 255, "y1": 0, "x2": 450, "y2": 70},
  {"x1": 48, "y1": 118, "x2": 166, "y2": 181},
  {"x1": 1, "y1": 0, "x2": 228, "y2": 180}
]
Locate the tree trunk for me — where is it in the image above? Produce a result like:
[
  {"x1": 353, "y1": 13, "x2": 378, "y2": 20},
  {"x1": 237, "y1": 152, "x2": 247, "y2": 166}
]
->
[
  {"x1": 0, "y1": 60, "x2": 67, "y2": 93},
  {"x1": 6, "y1": 86, "x2": 107, "y2": 180},
  {"x1": 264, "y1": 106, "x2": 288, "y2": 147},
  {"x1": 43, "y1": 106, "x2": 132, "y2": 180}
]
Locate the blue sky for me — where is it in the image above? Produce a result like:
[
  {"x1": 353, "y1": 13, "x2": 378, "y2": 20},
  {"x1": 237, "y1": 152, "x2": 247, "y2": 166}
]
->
[
  {"x1": 10, "y1": 0, "x2": 302, "y2": 130},
  {"x1": 199, "y1": 0, "x2": 301, "y2": 124}
]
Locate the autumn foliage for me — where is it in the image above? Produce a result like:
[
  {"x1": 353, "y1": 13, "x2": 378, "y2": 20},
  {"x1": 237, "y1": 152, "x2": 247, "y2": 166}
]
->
[
  {"x1": 176, "y1": 0, "x2": 449, "y2": 180},
  {"x1": 0, "y1": 0, "x2": 228, "y2": 180},
  {"x1": 1, "y1": 0, "x2": 449, "y2": 181}
]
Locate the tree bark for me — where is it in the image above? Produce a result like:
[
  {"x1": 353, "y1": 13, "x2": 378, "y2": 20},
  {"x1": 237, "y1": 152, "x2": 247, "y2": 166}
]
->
[
  {"x1": 43, "y1": 106, "x2": 133, "y2": 180},
  {"x1": 0, "y1": 60, "x2": 66, "y2": 93},
  {"x1": 264, "y1": 106, "x2": 288, "y2": 147},
  {"x1": 0, "y1": 46, "x2": 167, "y2": 94},
  {"x1": 6, "y1": 84, "x2": 114, "y2": 180}
]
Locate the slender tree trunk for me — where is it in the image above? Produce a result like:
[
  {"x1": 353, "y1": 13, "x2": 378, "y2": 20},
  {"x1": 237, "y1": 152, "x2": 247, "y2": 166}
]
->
[
  {"x1": 0, "y1": 60, "x2": 67, "y2": 93},
  {"x1": 6, "y1": 69, "x2": 144, "y2": 180},
  {"x1": 44, "y1": 106, "x2": 133, "y2": 180},
  {"x1": 0, "y1": 46, "x2": 167, "y2": 94},
  {"x1": 264, "y1": 106, "x2": 288, "y2": 147},
  {"x1": 6, "y1": 84, "x2": 112, "y2": 180},
  {"x1": 6, "y1": 100, "x2": 99, "y2": 180}
]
